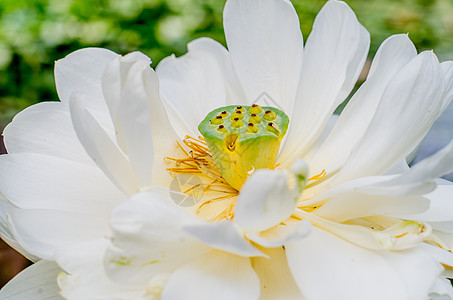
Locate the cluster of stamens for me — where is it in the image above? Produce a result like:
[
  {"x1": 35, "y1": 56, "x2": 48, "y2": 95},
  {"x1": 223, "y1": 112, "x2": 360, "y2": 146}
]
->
[{"x1": 165, "y1": 136, "x2": 238, "y2": 221}]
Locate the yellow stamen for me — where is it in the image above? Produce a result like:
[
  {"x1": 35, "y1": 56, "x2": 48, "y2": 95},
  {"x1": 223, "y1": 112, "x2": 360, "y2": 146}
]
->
[
  {"x1": 308, "y1": 169, "x2": 326, "y2": 181},
  {"x1": 395, "y1": 232, "x2": 408, "y2": 239},
  {"x1": 166, "y1": 136, "x2": 239, "y2": 221}
]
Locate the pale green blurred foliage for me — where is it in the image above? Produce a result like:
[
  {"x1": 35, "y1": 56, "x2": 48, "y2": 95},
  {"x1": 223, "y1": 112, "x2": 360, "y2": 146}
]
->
[{"x1": 0, "y1": 0, "x2": 452, "y2": 128}]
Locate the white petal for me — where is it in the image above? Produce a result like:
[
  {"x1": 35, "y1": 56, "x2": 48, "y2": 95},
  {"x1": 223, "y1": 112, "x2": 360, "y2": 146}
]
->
[
  {"x1": 309, "y1": 34, "x2": 417, "y2": 175},
  {"x1": 415, "y1": 104, "x2": 453, "y2": 173},
  {"x1": 0, "y1": 153, "x2": 123, "y2": 259},
  {"x1": 102, "y1": 52, "x2": 151, "y2": 152},
  {"x1": 2, "y1": 102, "x2": 93, "y2": 165},
  {"x1": 142, "y1": 64, "x2": 181, "y2": 187},
  {"x1": 385, "y1": 159, "x2": 411, "y2": 175},
  {"x1": 432, "y1": 223, "x2": 453, "y2": 235},
  {"x1": 441, "y1": 61, "x2": 453, "y2": 111},
  {"x1": 286, "y1": 227, "x2": 442, "y2": 300},
  {"x1": 156, "y1": 37, "x2": 241, "y2": 137},
  {"x1": 102, "y1": 52, "x2": 151, "y2": 130},
  {"x1": 307, "y1": 155, "x2": 439, "y2": 199},
  {"x1": 415, "y1": 243, "x2": 453, "y2": 297},
  {"x1": 235, "y1": 169, "x2": 295, "y2": 232},
  {"x1": 162, "y1": 250, "x2": 260, "y2": 300},
  {"x1": 223, "y1": 0, "x2": 303, "y2": 112},
  {"x1": 356, "y1": 139, "x2": 453, "y2": 199},
  {"x1": 106, "y1": 190, "x2": 209, "y2": 287},
  {"x1": 337, "y1": 24, "x2": 370, "y2": 102},
  {"x1": 183, "y1": 221, "x2": 265, "y2": 257},
  {"x1": 246, "y1": 220, "x2": 311, "y2": 248},
  {"x1": 103, "y1": 53, "x2": 179, "y2": 188},
  {"x1": 156, "y1": 43, "x2": 229, "y2": 135},
  {"x1": 117, "y1": 61, "x2": 155, "y2": 186},
  {"x1": 420, "y1": 243, "x2": 453, "y2": 269},
  {"x1": 251, "y1": 247, "x2": 304, "y2": 300},
  {"x1": 0, "y1": 261, "x2": 62, "y2": 300},
  {"x1": 187, "y1": 38, "x2": 246, "y2": 103},
  {"x1": 334, "y1": 51, "x2": 444, "y2": 183},
  {"x1": 280, "y1": 0, "x2": 369, "y2": 166},
  {"x1": 402, "y1": 185, "x2": 453, "y2": 222},
  {"x1": 0, "y1": 153, "x2": 124, "y2": 212},
  {"x1": 313, "y1": 189, "x2": 429, "y2": 223},
  {"x1": 0, "y1": 198, "x2": 16, "y2": 246},
  {"x1": 55, "y1": 48, "x2": 118, "y2": 111},
  {"x1": 429, "y1": 277, "x2": 453, "y2": 299},
  {"x1": 57, "y1": 239, "x2": 142, "y2": 300},
  {"x1": 398, "y1": 140, "x2": 453, "y2": 184},
  {"x1": 302, "y1": 173, "x2": 432, "y2": 223},
  {"x1": 0, "y1": 198, "x2": 41, "y2": 262},
  {"x1": 7, "y1": 207, "x2": 111, "y2": 260},
  {"x1": 437, "y1": 178, "x2": 453, "y2": 185},
  {"x1": 302, "y1": 114, "x2": 338, "y2": 161},
  {"x1": 301, "y1": 209, "x2": 431, "y2": 251},
  {"x1": 106, "y1": 190, "x2": 263, "y2": 288},
  {"x1": 69, "y1": 92, "x2": 140, "y2": 194}
]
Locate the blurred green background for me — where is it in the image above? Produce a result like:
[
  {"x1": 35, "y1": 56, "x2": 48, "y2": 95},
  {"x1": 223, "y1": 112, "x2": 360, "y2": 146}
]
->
[{"x1": 0, "y1": 0, "x2": 453, "y2": 129}]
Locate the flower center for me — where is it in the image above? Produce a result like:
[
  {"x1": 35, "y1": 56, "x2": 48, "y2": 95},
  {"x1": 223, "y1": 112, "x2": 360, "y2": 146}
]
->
[
  {"x1": 198, "y1": 104, "x2": 289, "y2": 190},
  {"x1": 164, "y1": 105, "x2": 289, "y2": 222}
]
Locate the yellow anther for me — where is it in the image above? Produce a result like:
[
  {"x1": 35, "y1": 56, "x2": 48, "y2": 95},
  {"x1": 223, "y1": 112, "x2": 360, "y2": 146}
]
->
[
  {"x1": 217, "y1": 125, "x2": 228, "y2": 133},
  {"x1": 265, "y1": 122, "x2": 280, "y2": 135},
  {"x1": 308, "y1": 169, "x2": 326, "y2": 181},
  {"x1": 249, "y1": 104, "x2": 263, "y2": 115},
  {"x1": 235, "y1": 106, "x2": 245, "y2": 113},
  {"x1": 395, "y1": 232, "x2": 408, "y2": 239},
  {"x1": 231, "y1": 118, "x2": 244, "y2": 128},
  {"x1": 211, "y1": 115, "x2": 224, "y2": 125},
  {"x1": 249, "y1": 114, "x2": 262, "y2": 124},
  {"x1": 263, "y1": 110, "x2": 277, "y2": 121},
  {"x1": 246, "y1": 123, "x2": 259, "y2": 133},
  {"x1": 231, "y1": 111, "x2": 244, "y2": 120}
]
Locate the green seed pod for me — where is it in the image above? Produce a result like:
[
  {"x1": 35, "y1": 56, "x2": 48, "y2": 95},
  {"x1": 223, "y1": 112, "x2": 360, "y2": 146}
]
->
[{"x1": 198, "y1": 105, "x2": 289, "y2": 190}]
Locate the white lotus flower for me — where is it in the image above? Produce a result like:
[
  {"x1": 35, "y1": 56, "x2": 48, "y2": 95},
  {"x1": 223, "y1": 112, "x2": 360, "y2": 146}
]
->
[{"x1": 1, "y1": 0, "x2": 453, "y2": 299}]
